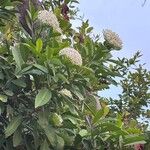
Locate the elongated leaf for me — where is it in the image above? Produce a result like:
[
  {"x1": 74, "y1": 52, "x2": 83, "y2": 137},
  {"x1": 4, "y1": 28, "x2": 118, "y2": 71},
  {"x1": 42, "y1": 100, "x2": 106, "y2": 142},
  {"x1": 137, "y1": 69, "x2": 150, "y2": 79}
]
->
[
  {"x1": 124, "y1": 135, "x2": 146, "y2": 146},
  {"x1": 56, "y1": 135, "x2": 64, "y2": 150},
  {"x1": 93, "y1": 109, "x2": 103, "y2": 124},
  {"x1": 35, "y1": 88, "x2": 52, "y2": 108},
  {"x1": 22, "y1": 43, "x2": 36, "y2": 54},
  {"x1": 36, "y1": 38, "x2": 43, "y2": 53},
  {"x1": 44, "y1": 126, "x2": 56, "y2": 147},
  {"x1": 33, "y1": 64, "x2": 48, "y2": 73},
  {"x1": 100, "y1": 122, "x2": 128, "y2": 134},
  {"x1": 20, "y1": 65, "x2": 33, "y2": 74},
  {"x1": 38, "y1": 111, "x2": 49, "y2": 129},
  {"x1": 12, "y1": 46, "x2": 24, "y2": 69},
  {"x1": 13, "y1": 129, "x2": 22, "y2": 147},
  {"x1": 103, "y1": 107, "x2": 109, "y2": 117},
  {"x1": 116, "y1": 114, "x2": 123, "y2": 128},
  {"x1": 56, "y1": 73, "x2": 69, "y2": 84},
  {"x1": 12, "y1": 79, "x2": 26, "y2": 88},
  {"x1": 5, "y1": 116, "x2": 22, "y2": 138}
]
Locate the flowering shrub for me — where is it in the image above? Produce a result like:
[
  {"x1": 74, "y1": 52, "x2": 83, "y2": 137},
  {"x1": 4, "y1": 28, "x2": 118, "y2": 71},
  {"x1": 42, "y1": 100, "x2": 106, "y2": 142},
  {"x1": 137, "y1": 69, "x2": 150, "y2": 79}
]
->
[{"x1": 0, "y1": 0, "x2": 149, "y2": 149}]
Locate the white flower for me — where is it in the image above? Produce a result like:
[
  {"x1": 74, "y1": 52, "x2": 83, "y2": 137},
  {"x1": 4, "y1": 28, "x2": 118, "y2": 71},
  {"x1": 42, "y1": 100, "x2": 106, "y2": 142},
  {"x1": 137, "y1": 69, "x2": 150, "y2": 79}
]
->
[
  {"x1": 59, "y1": 47, "x2": 82, "y2": 66},
  {"x1": 38, "y1": 10, "x2": 62, "y2": 33},
  {"x1": 103, "y1": 29, "x2": 123, "y2": 50},
  {"x1": 59, "y1": 89, "x2": 72, "y2": 98}
]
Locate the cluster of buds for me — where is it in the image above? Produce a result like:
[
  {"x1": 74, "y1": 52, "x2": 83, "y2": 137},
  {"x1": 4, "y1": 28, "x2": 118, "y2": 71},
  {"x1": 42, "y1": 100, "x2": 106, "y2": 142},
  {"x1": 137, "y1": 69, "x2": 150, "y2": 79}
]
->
[
  {"x1": 38, "y1": 10, "x2": 62, "y2": 34},
  {"x1": 59, "y1": 47, "x2": 83, "y2": 66},
  {"x1": 103, "y1": 29, "x2": 123, "y2": 50}
]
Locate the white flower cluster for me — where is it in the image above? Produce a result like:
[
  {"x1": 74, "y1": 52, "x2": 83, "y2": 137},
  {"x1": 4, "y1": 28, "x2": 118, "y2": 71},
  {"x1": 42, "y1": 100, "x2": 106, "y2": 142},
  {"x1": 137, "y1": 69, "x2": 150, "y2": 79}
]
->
[
  {"x1": 59, "y1": 89, "x2": 72, "y2": 98},
  {"x1": 103, "y1": 29, "x2": 123, "y2": 50},
  {"x1": 38, "y1": 10, "x2": 62, "y2": 33},
  {"x1": 59, "y1": 47, "x2": 82, "y2": 66}
]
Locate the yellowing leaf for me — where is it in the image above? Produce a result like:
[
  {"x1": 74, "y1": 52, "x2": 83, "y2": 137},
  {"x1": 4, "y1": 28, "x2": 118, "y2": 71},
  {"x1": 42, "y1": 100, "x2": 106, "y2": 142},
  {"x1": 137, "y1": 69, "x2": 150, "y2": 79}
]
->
[{"x1": 36, "y1": 38, "x2": 43, "y2": 53}]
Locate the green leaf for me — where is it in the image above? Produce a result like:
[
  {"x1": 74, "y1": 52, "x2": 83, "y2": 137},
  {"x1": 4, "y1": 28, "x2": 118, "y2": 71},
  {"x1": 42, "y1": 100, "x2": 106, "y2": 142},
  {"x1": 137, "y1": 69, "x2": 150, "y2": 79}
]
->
[
  {"x1": 12, "y1": 46, "x2": 24, "y2": 69},
  {"x1": 4, "y1": 90, "x2": 13, "y2": 96},
  {"x1": 0, "y1": 94, "x2": 7, "y2": 102},
  {"x1": 18, "y1": 65, "x2": 33, "y2": 75},
  {"x1": 36, "y1": 38, "x2": 43, "y2": 53},
  {"x1": 38, "y1": 114, "x2": 56, "y2": 147},
  {"x1": 13, "y1": 129, "x2": 22, "y2": 147},
  {"x1": 40, "y1": 140, "x2": 49, "y2": 150},
  {"x1": 101, "y1": 122, "x2": 123, "y2": 132},
  {"x1": 103, "y1": 107, "x2": 109, "y2": 117},
  {"x1": 0, "y1": 71, "x2": 4, "y2": 80},
  {"x1": 50, "y1": 58, "x2": 62, "y2": 66},
  {"x1": 38, "y1": 111, "x2": 49, "y2": 129},
  {"x1": 5, "y1": 116, "x2": 22, "y2": 138},
  {"x1": 56, "y1": 73, "x2": 69, "y2": 84},
  {"x1": 45, "y1": 46, "x2": 55, "y2": 59},
  {"x1": 116, "y1": 114, "x2": 123, "y2": 128},
  {"x1": 44, "y1": 126, "x2": 57, "y2": 147},
  {"x1": 12, "y1": 79, "x2": 26, "y2": 88},
  {"x1": 25, "y1": 69, "x2": 45, "y2": 75},
  {"x1": 63, "y1": 115, "x2": 78, "y2": 125},
  {"x1": 81, "y1": 66, "x2": 95, "y2": 74},
  {"x1": 33, "y1": 64, "x2": 48, "y2": 73},
  {"x1": 56, "y1": 135, "x2": 64, "y2": 150},
  {"x1": 35, "y1": 88, "x2": 52, "y2": 108},
  {"x1": 127, "y1": 128, "x2": 142, "y2": 134},
  {"x1": 71, "y1": 87, "x2": 84, "y2": 100},
  {"x1": 22, "y1": 43, "x2": 36, "y2": 55},
  {"x1": 86, "y1": 27, "x2": 93, "y2": 33},
  {"x1": 124, "y1": 135, "x2": 146, "y2": 146},
  {"x1": 93, "y1": 109, "x2": 103, "y2": 124}
]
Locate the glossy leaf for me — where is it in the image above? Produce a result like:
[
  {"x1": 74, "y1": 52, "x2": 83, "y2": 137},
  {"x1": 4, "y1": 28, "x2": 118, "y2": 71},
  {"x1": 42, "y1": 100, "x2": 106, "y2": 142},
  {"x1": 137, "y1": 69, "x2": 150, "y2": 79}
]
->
[
  {"x1": 12, "y1": 46, "x2": 24, "y2": 69},
  {"x1": 35, "y1": 88, "x2": 52, "y2": 108},
  {"x1": 0, "y1": 94, "x2": 7, "y2": 102},
  {"x1": 36, "y1": 38, "x2": 43, "y2": 53}
]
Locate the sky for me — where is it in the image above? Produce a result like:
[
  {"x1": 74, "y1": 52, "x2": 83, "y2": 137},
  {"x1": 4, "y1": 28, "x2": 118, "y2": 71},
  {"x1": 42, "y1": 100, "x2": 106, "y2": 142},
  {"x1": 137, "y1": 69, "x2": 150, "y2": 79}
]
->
[
  {"x1": 73, "y1": 0, "x2": 150, "y2": 68},
  {"x1": 72, "y1": 0, "x2": 150, "y2": 98}
]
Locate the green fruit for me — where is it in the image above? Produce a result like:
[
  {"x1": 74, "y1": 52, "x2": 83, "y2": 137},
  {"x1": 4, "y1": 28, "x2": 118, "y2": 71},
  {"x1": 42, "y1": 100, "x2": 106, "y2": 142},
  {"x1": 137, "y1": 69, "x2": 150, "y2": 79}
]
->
[{"x1": 51, "y1": 113, "x2": 63, "y2": 127}]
